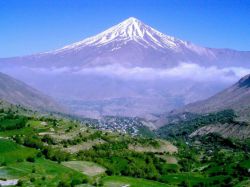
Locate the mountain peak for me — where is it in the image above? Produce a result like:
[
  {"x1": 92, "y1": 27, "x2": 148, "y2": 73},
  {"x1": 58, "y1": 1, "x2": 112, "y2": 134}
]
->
[
  {"x1": 117, "y1": 17, "x2": 146, "y2": 33},
  {"x1": 109, "y1": 17, "x2": 149, "y2": 39},
  {"x1": 121, "y1": 17, "x2": 142, "y2": 23},
  {"x1": 119, "y1": 17, "x2": 145, "y2": 28},
  {"x1": 56, "y1": 17, "x2": 184, "y2": 52}
]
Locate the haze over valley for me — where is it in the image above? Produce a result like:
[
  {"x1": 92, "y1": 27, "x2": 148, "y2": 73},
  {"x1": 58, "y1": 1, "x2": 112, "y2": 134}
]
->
[
  {"x1": 1, "y1": 1, "x2": 250, "y2": 186},
  {"x1": 1, "y1": 17, "x2": 250, "y2": 121}
]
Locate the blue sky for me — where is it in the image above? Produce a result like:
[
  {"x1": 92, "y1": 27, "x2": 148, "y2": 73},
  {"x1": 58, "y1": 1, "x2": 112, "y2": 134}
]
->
[{"x1": 0, "y1": 0, "x2": 250, "y2": 57}]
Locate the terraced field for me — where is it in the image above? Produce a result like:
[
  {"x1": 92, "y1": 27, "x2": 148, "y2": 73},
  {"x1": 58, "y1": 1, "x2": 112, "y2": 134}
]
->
[
  {"x1": 102, "y1": 176, "x2": 171, "y2": 187},
  {"x1": 62, "y1": 161, "x2": 106, "y2": 177},
  {"x1": 128, "y1": 139, "x2": 177, "y2": 154},
  {"x1": 0, "y1": 106, "x2": 249, "y2": 186}
]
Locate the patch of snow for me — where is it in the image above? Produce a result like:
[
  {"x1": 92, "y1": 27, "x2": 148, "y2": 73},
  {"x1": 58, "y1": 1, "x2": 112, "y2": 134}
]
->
[
  {"x1": 49, "y1": 17, "x2": 186, "y2": 53},
  {"x1": 41, "y1": 17, "x2": 214, "y2": 58}
]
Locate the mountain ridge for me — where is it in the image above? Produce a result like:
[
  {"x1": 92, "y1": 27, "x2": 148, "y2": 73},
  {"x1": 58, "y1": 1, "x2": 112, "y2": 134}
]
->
[
  {"x1": 170, "y1": 74, "x2": 250, "y2": 122},
  {"x1": 0, "y1": 72, "x2": 65, "y2": 113},
  {"x1": 0, "y1": 17, "x2": 249, "y2": 119},
  {"x1": 43, "y1": 17, "x2": 250, "y2": 56},
  {"x1": 2, "y1": 17, "x2": 249, "y2": 68},
  {"x1": 50, "y1": 17, "x2": 205, "y2": 54}
]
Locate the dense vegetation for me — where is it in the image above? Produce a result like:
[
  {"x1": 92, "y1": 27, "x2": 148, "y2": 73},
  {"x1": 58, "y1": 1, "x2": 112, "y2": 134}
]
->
[
  {"x1": 0, "y1": 106, "x2": 250, "y2": 186},
  {"x1": 0, "y1": 109, "x2": 27, "y2": 131},
  {"x1": 77, "y1": 140, "x2": 176, "y2": 181},
  {"x1": 156, "y1": 109, "x2": 236, "y2": 139}
]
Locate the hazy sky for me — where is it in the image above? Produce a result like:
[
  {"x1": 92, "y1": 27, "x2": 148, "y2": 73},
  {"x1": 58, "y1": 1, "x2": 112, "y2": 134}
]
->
[{"x1": 1, "y1": 0, "x2": 250, "y2": 57}]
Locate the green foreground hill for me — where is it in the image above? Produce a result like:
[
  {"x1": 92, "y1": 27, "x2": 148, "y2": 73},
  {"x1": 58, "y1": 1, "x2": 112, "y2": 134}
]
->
[{"x1": 0, "y1": 103, "x2": 249, "y2": 187}]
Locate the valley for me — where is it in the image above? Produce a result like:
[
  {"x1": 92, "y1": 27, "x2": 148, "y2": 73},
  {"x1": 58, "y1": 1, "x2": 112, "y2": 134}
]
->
[
  {"x1": 0, "y1": 59, "x2": 250, "y2": 187},
  {"x1": 1, "y1": 17, "x2": 250, "y2": 119},
  {"x1": 0, "y1": 100, "x2": 250, "y2": 186},
  {"x1": 0, "y1": 4, "x2": 250, "y2": 186}
]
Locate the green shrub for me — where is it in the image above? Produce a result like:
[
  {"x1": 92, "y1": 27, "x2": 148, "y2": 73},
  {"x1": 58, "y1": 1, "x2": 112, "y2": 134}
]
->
[
  {"x1": 70, "y1": 179, "x2": 82, "y2": 186},
  {"x1": 26, "y1": 156, "x2": 35, "y2": 162}
]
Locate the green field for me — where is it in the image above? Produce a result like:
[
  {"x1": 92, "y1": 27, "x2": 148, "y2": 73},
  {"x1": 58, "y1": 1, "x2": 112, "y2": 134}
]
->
[
  {"x1": 5, "y1": 158, "x2": 87, "y2": 186},
  {"x1": 0, "y1": 106, "x2": 249, "y2": 186},
  {"x1": 0, "y1": 126, "x2": 34, "y2": 137},
  {"x1": 102, "y1": 176, "x2": 171, "y2": 187},
  {"x1": 0, "y1": 139, "x2": 88, "y2": 186},
  {"x1": 62, "y1": 161, "x2": 106, "y2": 177},
  {"x1": 0, "y1": 139, "x2": 37, "y2": 163},
  {"x1": 160, "y1": 173, "x2": 205, "y2": 186}
]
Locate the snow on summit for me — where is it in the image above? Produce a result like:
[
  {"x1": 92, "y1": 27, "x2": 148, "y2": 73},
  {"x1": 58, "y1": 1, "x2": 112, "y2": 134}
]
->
[
  {"x1": 10, "y1": 17, "x2": 249, "y2": 70},
  {"x1": 1, "y1": 17, "x2": 250, "y2": 119},
  {"x1": 55, "y1": 17, "x2": 188, "y2": 52}
]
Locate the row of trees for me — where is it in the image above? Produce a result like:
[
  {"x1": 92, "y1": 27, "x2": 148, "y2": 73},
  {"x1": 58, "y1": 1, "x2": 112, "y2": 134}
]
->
[
  {"x1": 77, "y1": 140, "x2": 178, "y2": 181},
  {"x1": 13, "y1": 134, "x2": 71, "y2": 163},
  {"x1": 0, "y1": 116, "x2": 27, "y2": 131}
]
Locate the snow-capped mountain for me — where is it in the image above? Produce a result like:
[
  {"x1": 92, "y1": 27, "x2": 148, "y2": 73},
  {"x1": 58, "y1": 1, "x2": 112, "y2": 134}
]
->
[
  {"x1": 0, "y1": 17, "x2": 249, "y2": 120},
  {"x1": 47, "y1": 17, "x2": 239, "y2": 62},
  {"x1": 54, "y1": 17, "x2": 204, "y2": 53},
  {"x1": 2, "y1": 17, "x2": 249, "y2": 68}
]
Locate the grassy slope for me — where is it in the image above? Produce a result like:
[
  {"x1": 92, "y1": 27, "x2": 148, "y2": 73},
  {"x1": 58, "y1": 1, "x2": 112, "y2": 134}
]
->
[
  {"x1": 0, "y1": 139, "x2": 37, "y2": 163},
  {"x1": 102, "y1": 176, "x2": 171, "y2": 187},
  {"x1": 7, "y1": 158, "x2": 86, "y2": 186},
  {"x1": 0, "y1": 139, "x2": 87, "y2": 186},
  {"x1": 62, "y1": 161, "x2": 106, "y2": 177}
]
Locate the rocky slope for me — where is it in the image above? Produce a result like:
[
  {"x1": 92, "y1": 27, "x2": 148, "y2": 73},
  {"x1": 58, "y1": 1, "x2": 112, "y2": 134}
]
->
[
  {"x1": 0, "y1": 72, "x2": 64, "y2": 113},
  {"x1": 190, "y1": 123, "x2": 250, "y2": 139},
  {"x1": 176, "y1": 74, "x2": 250, "y2": 122},
  {"x1": 156, "y1": 75, "x2": 250, "y2": 139}
]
